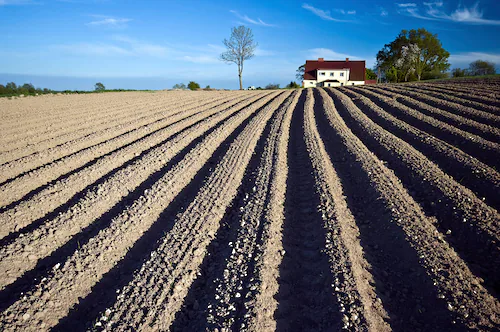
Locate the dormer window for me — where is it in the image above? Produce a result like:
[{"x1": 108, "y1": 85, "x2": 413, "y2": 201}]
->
[
  {"x1": 340, "y1": 72, "x2": 344, "y2": 77},
  {"x1": 330, "y1": 73, "x2": 334, "y2": 76},
  {"x1": 319, "y1": 72, "x2": 325, "y2": 76}
]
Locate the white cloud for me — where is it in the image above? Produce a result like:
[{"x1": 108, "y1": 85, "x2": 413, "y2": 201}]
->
[
  {"x1": 380, "y1": 8, "x2": 388, "y2": 16},
  {"x1": 397, "y1": 3, "x2": 417, "y2": 7},
  {"x1": 306, "y1": 48, "x2": 357, "y2": 60},
  {"x1": 347, "y1": 10, "x2": 356, "y2": 15},
  {"x1": 302, "y1": 4, "x2": 351, "y2": 22},
  {"x1": 449, "y1": 52, "x2": 500, "y2": 65},
  {"x1": 399, "y1": 2, "x2": 500, "y2": 25},
  {"x1": 229, "y1": 10, "x2": 276, "y2": 27},
  {"x1": 87, "y1": 15, "x2": 132, "y2": 27}
]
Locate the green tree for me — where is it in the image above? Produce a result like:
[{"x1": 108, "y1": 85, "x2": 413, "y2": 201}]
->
[
  {"x1": 265, "y1": 83, "x2": 280, "y2": 90},
  {"x1": 188, "y1": 81, "x2": 200, "y2": 90},
  {"x1": 5, "y1": 82, "x2": 17, "y2": 93},
  {"x1": 452, "y1": 68, "x2": 467, "y2": 77},
  {"x1": 286, "y1": 81, "x2": 300, "y2": 88},
  {"x1": 376, "y1": 28, "x2": 449, "y2": 82},
  {"x1": 0, "y1": 84, "x2": 6, "y2": 95},
  {"x1": 468, "y1": 60, "x2": 496, "y2": 76},
  {"x1": 94, "y1": 82, "x2": 105, "y2": 91},
  {"x1": 296, "y1": 64, "x2": 305, "y2": 81},
  {"x1": 205, "y1": 85, "x2": 211, "y2": 89},
  {"x1": 365, "y1": 68, "x2": 377, "y2": 80},
  {"x1": 173, "y1": 83, "x2": 186, "y2": 89},
  {"x1": 22, "y1": 83, "x2": 36, "y2": 94},
  {"x1": 220, "y1": 26, "x2": 257, "y2": 90}
]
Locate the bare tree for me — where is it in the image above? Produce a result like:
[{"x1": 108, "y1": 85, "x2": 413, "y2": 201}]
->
[{"x1": 220, "y1": 26, "x2": 257, "y2": 90}]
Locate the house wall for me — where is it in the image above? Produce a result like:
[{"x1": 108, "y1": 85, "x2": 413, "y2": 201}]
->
[
  {"x1": 316, "y1": 69, "x2": 350, "y2": 83},
  {"x1": 303, "y1": 80, "x2": 317, "y2": 87}
]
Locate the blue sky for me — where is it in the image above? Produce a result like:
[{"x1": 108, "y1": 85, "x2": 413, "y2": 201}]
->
[{"x1": 1, "y1": 0, "x2": 499, "y2": 90}]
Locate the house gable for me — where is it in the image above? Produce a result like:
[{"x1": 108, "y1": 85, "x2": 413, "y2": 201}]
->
[{"x1": 304, "y1": 58, "x2": 365, "y2": 82}]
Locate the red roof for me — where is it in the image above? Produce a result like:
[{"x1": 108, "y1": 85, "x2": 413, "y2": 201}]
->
[{"x1": 304, "y1": 59, "x2": 366, "y2": 81}]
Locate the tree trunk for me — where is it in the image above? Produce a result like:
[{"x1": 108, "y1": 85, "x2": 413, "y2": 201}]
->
[{"x1": 239, "y1": 74, "x2": 242, "y2": 90}]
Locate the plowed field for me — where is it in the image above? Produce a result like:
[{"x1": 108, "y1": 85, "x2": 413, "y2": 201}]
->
[{"x1": 0, "y1": 80, "x2": 499, "y2": 331}]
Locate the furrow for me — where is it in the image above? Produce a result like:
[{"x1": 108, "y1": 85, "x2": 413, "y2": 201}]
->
[
  {"x1": 375, "y1": 84, "x2": 500, "y2": 119},
  {"x1": 170, "y1": 90, "x2": 299, "y2": 332},
  {"x1": 363, "y1": 85, "x2": 500, "y2": 128},
  {"x1": 351, "y1": 87, "x2": 500, "y2": 171},
  {"x1": 0, "y1": 92, "x2": 234, "y2": 167},
  {"x1": 410, "y1": 84, "x2": 500, "y2": 107},
  {"x1": 315, "y1": 88, "x2": 499, "y2": 331},
  {"x1": 0, "y1": 92, "x2": 260, "y2": 208},
  {"x1": 0, "y1": 92, "x2": 268, "y2": 240},
  {"x1": 0, "y1": 91, "x2": 279, "y2": 295},
  {"x1": 55, "y1": 91, "x2": 292, "y2": 332},
  {"x1": 339, "y1": 87, "x2": 500, "y2": 220},
  {"x1": 363, "y1": 86, "x2": 500, "y2": 141},
  {"x1": 394, "y1": 84, "x2": 500, "y2": 113},
  {"x1": 302, "y1": 89, "x2": 391, "y2": 331},
  {"x1": 270, "y1": 89, "x2": 341, "y2": 331},
  {"x1": 0, "y1": 91, "x2": 284, "y2": 331},
  {"x1": 328, "y1": 87, "x2": 500, "y2": 295},
  {"x1": 0, "y1": 91, "x2": 222, "y2": 146},
  {"x1": 245, "y1": 90, "x2": 295, "y2": 331}
]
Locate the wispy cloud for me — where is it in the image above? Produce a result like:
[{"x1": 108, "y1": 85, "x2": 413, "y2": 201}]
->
[
  {"x1": 399, "y1": 2, "x2": 500, "y2": 25},
  {"x1": 229, "y1": 10, "x2": 276, "y2": 27},
  {"x1": 306, "y1": 48, "x2": 357, "y2": 60},
  {"x1": 302, "y1": 4, "x2": 352, "y2": 22},
  {"x1": 181, "y1": 55, "x2": 219, "y2": 64},
  {"x1": 449, "y1": 52, "x2": 500, "y2": 65},
  {"x1": 86, "y1": 15, "x2": 132, "y2": 27},
  {"x1": 396, "y1": 3, "x2": 417, "y2": 8},
  {"x1": 380, "y1": 7, "x2": 389, "y2": 16}
]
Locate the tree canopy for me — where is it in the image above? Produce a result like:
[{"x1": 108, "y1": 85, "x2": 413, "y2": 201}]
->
[
  {"x1": 188, "y1": 81, "x2": 200, "y2": 90},
  {"x1": 365, "y1": 68, "x2": 377, "y2": 80},
  {"x1": 296, "y1": 64, "x2": 305, "y2": 81},
  {"x1": 468, "y1": 60, "x2": 496, "y2": 76},
  {"x1": 220, "y1": 26, "x2": 257, "y2": 90},
  {"x1": 376, "y1": 28, "x2": 450, "y2": 82},
  {"x1": 94, "y1": 82, "x2": 105, "y2": 91}
]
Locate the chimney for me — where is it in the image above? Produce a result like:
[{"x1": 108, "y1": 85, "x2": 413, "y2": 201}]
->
[
  {"x1": 346, "y1": 58, "x2": 349, "y2": 62},
  {"x1": 318, "y1": 58, "x2": 324, "y2": 62}
]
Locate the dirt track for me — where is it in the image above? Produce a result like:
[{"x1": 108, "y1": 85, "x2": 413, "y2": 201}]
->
[{"x1": 0, "y1": 82, "x2": 499, "y2": 331}]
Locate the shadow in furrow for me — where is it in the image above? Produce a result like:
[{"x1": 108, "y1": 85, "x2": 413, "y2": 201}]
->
[
  {"x1": 0, "y1": 94, "x2": 263, "y2": 247},
  {"x1": 0, "y1": 94, "x2": 230, "y2": 170},
  {"x1": 352, "y1": 88, "x2": 500, "y2": 171},
  {"x1": 340, "y1": 87, "x2": 500, "y2": 213},
  {"x1": 0, "y1": 94, "x2": 255, "y2": 212},
  {"x1": 326, "y1": 88, "x2": 500, "y2": 297},
  {"x1": 169, "y1": 94, "x2": 284, "y2": 332},
  {"x1": 52, "y1": 94, "x2": 281, "y2": 331},
  {"x1": 313, "y1": 89, "x2": 464, "y2": 332},
  {"x1": 275, "y1": 91, "x2": 342, "y2": 331},
  {"x1": 364, "y1": 87, "x2": 500, "y2": 138},
  {"x1": 0, "y1": 95, "x2": 276, "y2": 315}
]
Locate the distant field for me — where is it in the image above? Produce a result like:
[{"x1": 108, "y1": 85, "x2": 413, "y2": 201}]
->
[{"x1": 0, "y1": 81, "x2": 499, "y2": 331}]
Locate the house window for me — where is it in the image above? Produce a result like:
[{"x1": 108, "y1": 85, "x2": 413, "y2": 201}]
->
[
  {"x1": 320, "y1": 72, "x2": 325, "y2": 76},
  {"x1": 341, "y1": 83, "x2": 344, "y2": 86},
  {"x1": 310, "y1": 82, "x2": 314, "y2": 84},
  {"x1": 328, "y1": 83, "x2": 331, "y2": 87},
  {"x1": 352, "y1": 83, "x2": 355, "y2": 85},
  {"x1": 330, "y1": 73, "x2": 334, "y2": 76},
  {"x1": 340, "y1": 72, "x2": 344, "y2": 77}
]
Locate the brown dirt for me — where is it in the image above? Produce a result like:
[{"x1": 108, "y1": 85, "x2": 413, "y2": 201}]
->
[{"x1": 0, "y1": 83, "x2": 499, "y2": 331}]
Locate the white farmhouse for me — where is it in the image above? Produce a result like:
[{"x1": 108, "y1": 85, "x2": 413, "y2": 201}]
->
[{"x1": 303, "y1": 58, "x2": 366, "y2": 87}]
